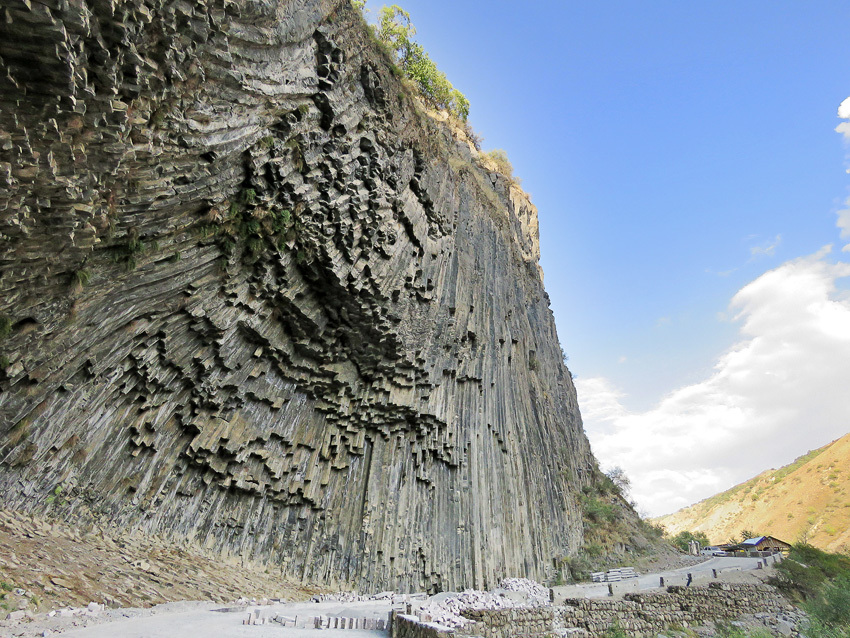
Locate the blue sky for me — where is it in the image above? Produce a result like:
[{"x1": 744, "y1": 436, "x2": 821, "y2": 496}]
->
[{"x1": 362, "y1": 1, "x2": 850, "y2": 516}]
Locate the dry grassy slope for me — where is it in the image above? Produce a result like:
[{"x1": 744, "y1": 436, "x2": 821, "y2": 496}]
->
[{"x1": 654, "y1": 432, "x2": 850, "y2": 553}]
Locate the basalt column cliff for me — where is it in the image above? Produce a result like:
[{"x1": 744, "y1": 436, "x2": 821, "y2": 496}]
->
[{"x1": 0, "y1": 0, "x2": 596, "y2": 592}]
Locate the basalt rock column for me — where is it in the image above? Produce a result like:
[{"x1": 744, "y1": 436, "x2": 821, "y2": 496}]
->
[{"x1": 0, "y1": 0, "x2": 596, "y2": 592}]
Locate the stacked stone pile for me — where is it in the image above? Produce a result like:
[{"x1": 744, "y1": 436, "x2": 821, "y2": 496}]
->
[
  {"x1": 557, "y1": 598, "x2": 656, "y2": 636},
  {"x1": 417, "y1": 590, "x2": 517, "y2": 628},
  {"x1": 496, "y1": 578, "x2": 551, "y2": 606},
  {"x1": 44, "y1": 602, "x2": 105, "y2": 619},
  {"x1": 590, "y1": 567, "x2": 636, "y2": 583},
  {"x1": 311, "y1": 592, "x2": 372, "y2": 603},
  {"x1": 312, "y1": 590, "x2": 415, "y2": 604},
  {"x1": 393, "y1": 614, "x2": 456, "y2": 638},
  {"x1": 233, "y1": 596, "x2": 288, "y2": 606},
  {"x1": 412, "y1": 578, "x2": 550, "y2": 629}
]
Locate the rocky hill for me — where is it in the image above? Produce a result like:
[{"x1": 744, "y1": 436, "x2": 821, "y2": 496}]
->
[
  {"x1": 0, "y1": 0, "x2": 612, "y2": 593},
  {"x1": 655, "y1": 432, "x2": 850, "y2": 552}
]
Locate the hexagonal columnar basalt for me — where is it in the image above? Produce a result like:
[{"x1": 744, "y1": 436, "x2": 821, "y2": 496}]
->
[{"x1": 0, "y1": 0, "x2": 595, "y2": 592}]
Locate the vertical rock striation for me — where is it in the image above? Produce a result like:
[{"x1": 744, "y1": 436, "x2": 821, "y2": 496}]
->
[{"x1": 0, "y1": 0, "x2": 596, "y2": 591}]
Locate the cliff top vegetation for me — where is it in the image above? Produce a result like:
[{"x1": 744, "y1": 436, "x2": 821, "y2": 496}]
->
[
  {"x1": 365, "y1": 3, "x2": 470, "y2": 121},
  {"x1": 350, "y1": 2, "x2": 534, "y2": 188}
]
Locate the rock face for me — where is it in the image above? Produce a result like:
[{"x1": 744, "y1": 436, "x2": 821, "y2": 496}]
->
[{"x1": 0, "y1": 0, "x2": 595, "y2": 591}]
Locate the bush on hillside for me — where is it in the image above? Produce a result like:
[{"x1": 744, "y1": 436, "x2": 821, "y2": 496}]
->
[
  {"x1": 770, "y1": 543, "x2": 850, "y2": 601},
  {"x1": 770, "y1": 544, "x2": 850, "y2": 638},
  {"x1": 638, "y1": 518, "x2": 666, "y2": 539},
  {"x1": 484, "y1": 149, "x2": 519, "y2": 183},
  {"x1": 582, "y1": 494, "x2": 616, "y2": 524},
  {"x1": 807, "y1": 574, "x2": 850, "y2": 630},
  {"x1": 605, "y1": 466, "x2": 631, "y2": 497}
]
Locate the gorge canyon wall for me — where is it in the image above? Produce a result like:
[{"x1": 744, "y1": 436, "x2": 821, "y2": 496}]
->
[{"x1": 0, "y1": 0, "x2": 597, "y2": 592}]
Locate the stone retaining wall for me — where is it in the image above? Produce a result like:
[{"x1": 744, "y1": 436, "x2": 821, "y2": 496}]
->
[
  {"x1": 393, "y1": 583, "x2": 792, "y2": 638},
  {"x1": 460, "y1": 607, "x2": 555, "y2": 638},
  {"x1": 393, "y1": 614, "x2": 454, "y2": 638},
  {"x1": 558, "y1": 583, "x2": 790, "y2": 637}
]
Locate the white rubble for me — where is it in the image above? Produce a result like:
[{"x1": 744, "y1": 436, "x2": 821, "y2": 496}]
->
[
  {"x1": 497, "y1": 577, "x2": 551, "y2": 606},
  {"x1": 45, "y1": 602, "x2": 104, "y2": 619},
  {"x1": 414, "y1": 578, "x2": 550, "y2": 629}
]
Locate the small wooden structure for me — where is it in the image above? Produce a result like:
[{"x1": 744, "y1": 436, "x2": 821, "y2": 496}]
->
[{"x1": 734, "y1": 535, "x2": 792, "y2": 554}]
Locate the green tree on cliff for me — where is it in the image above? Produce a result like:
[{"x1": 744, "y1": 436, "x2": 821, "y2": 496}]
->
[{"x1": 375, "y1": 5, "x2": 470, "y2": 121}]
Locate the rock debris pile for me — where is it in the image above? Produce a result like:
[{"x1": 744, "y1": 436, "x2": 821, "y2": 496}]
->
[
  {"x1": 497, "y1": 577, "x2": 551, "y2": 606},
  {"x1": 415, "y1": 578, "x2": 550, "y2": 628},
  {"x1": 0, "y1": 507, "x2": 322, "y2": 617}
]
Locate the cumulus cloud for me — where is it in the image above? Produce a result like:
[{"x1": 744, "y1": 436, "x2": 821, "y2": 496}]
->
[
  {"x1": 837, "y1": 97, "x2": 850, "y2": 143},
  {"x1": 576, "y1": 249, "x2": 850, "y2": 516}
]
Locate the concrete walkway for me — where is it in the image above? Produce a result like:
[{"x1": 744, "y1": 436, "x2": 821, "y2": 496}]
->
[
  {"x1": 553, "y1": 556, "x2": 772, "y2": 600},
  {"x1": 53, "y1": 600, "x2": 398, "y2": 638}
]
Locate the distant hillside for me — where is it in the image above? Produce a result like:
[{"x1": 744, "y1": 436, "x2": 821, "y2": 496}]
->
[{"x1": 654, "y1": 432, "x2": 850, "y2": 553}]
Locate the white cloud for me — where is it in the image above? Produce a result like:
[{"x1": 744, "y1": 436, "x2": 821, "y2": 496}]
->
[
  {"x1": 837, "y1": 97, "x2": 850, "y2": 170},
  {"x1": 837, "y1": 197, "x2": 850, "y2": 251},
  {"x1": 749, "y1": 234, "x2": 781, "y2": 258},
  {"x1": 838, "y1": 122, "x2": 850, "y2": 143},
  {"x1": 839, "y1": 97, "x2": 850, "y2": 120},
  {"x1": 576, "y1": 377, "x2": 628, "y2": 426},
  {"x1": 576, "y1": 249, "x2": 850, "y2": 517}
]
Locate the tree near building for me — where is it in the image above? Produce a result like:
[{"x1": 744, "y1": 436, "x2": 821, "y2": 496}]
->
[{"x1": 670, "y1": 530, "x2": 710, "y2": 552}]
